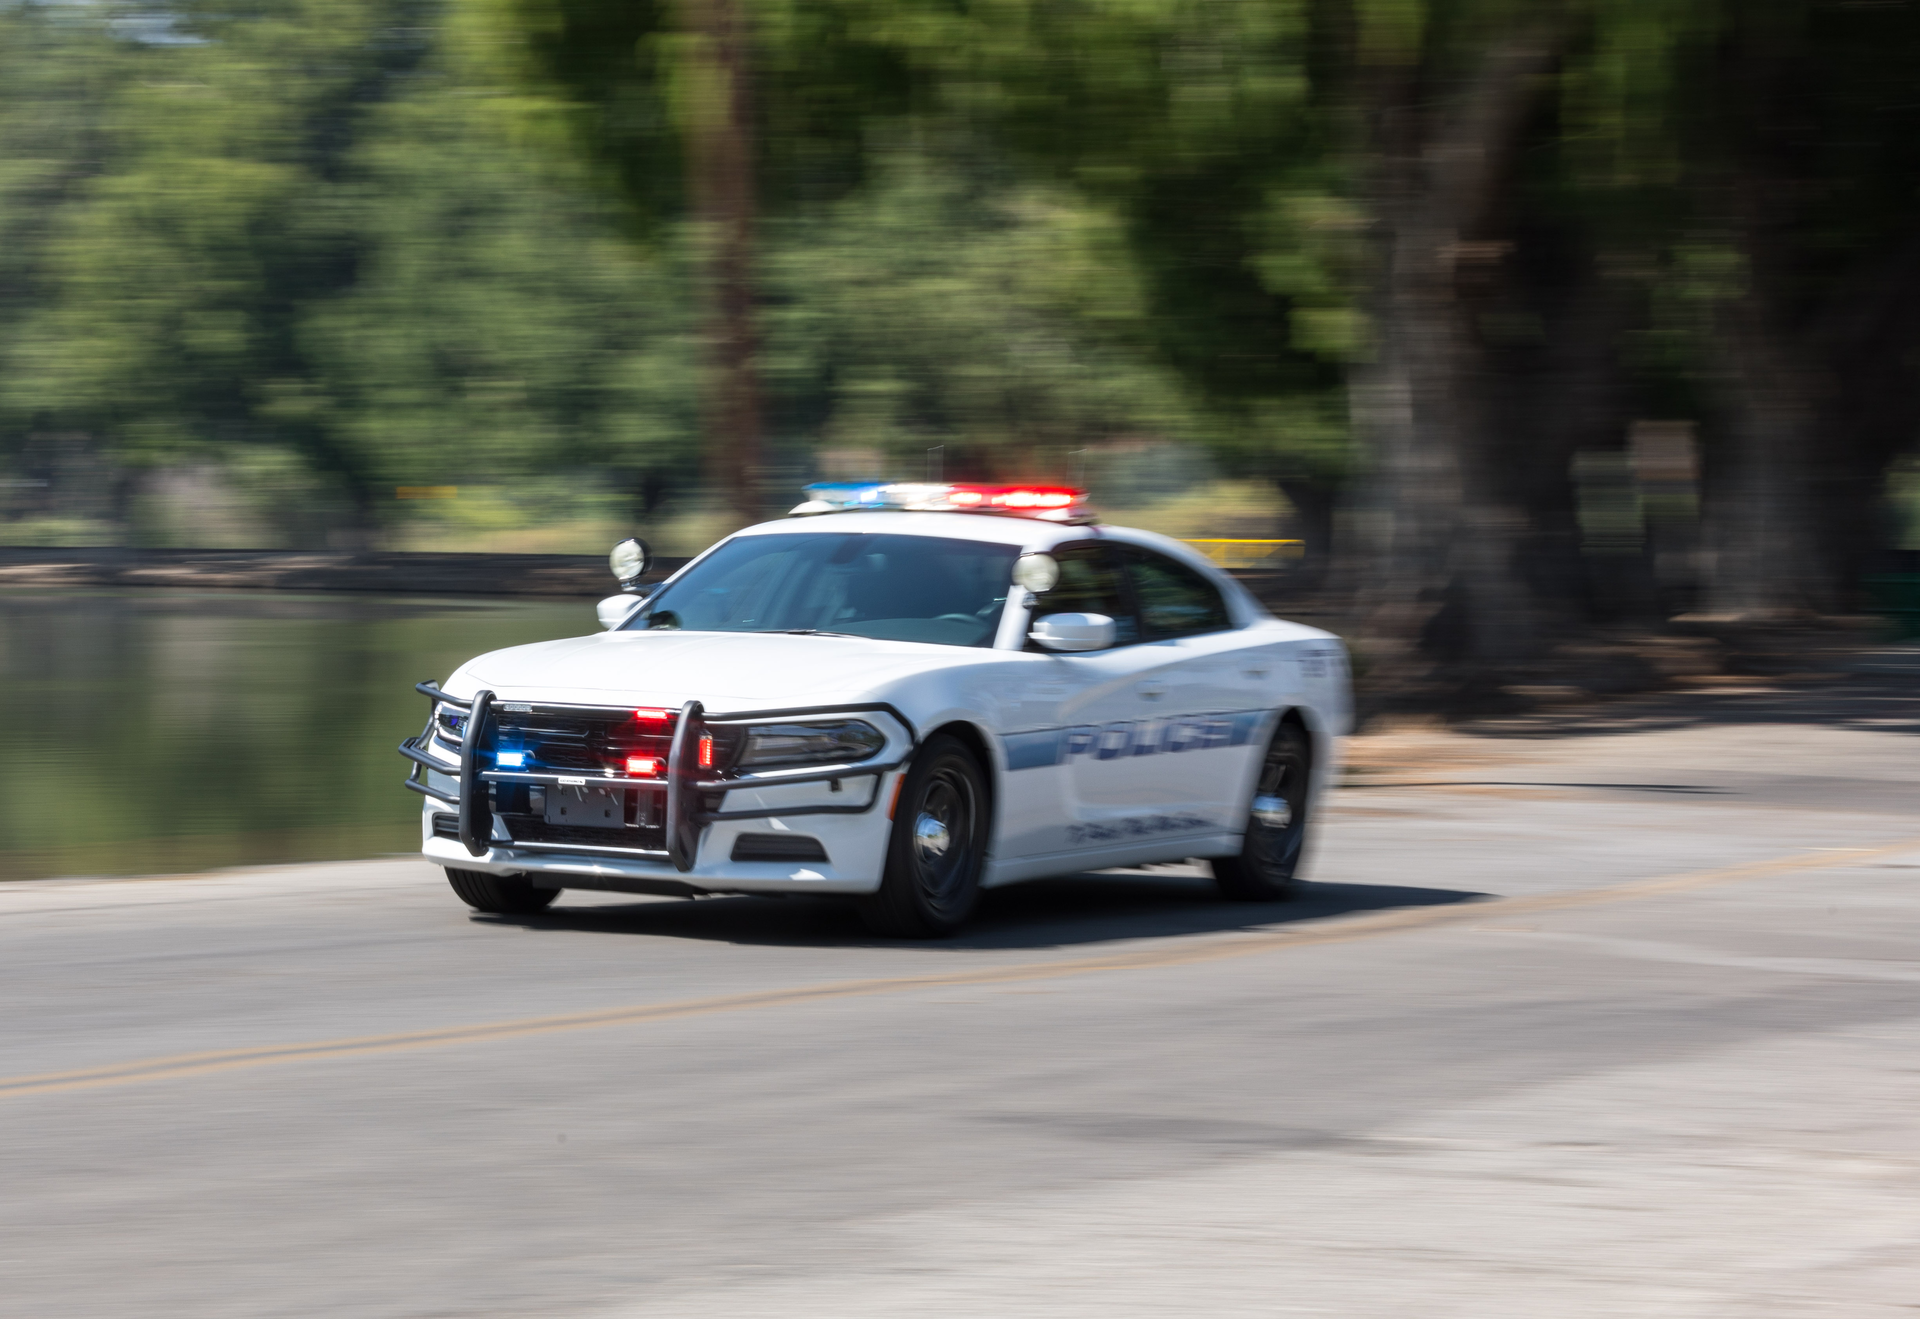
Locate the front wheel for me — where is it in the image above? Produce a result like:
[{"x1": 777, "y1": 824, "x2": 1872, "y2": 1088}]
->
[
  {"x1": 1210, "y1": 720, "x2": 1313, "y2": 902},
  {"x1": 858, "y1": 734, "x2": 988, "y2": 938},
  {"x1": 445, "y1": 868, "x2": 558, "y2": 915}
]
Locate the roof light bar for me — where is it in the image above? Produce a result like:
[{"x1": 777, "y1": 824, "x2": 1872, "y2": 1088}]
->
[{"x1": 790, "y1": 482, "x2": 1090, "y2": 522}]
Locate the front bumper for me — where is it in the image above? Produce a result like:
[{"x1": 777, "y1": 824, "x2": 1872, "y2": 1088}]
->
[
  {"x1": 399, "y1": 682, "x2": 908, "y2": 894},
  {"x1": 416, "y1": 801, "x2": 895, "y2": 895}
]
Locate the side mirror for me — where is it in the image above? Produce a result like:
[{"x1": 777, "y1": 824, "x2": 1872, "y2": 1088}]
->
[
  {"x1": 1031, "y1": 612, "x2": 1116, "y2": 653},
  {"x1": 597, "y1": 594, "x2": 644, "y2": 631},
  {"x1": 609, "y1": 537, "x2": 652, "y2": 591}
]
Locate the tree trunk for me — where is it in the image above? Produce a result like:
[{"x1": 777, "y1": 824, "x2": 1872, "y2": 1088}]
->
[
  {"x1": 682, "y1": 0, "x2": 761, "y2": 527},
  {"x1": 1350, "y1": 20, "x2": 1572, "y2": 695},
  {"x1": 1696, "y1": 10, "x2": 1841, "y2": 620},
  {"x1": 1702, "y1": 286, "x2": 1823, "y2": 618},
  {"x1": 1801, "y1": 237, "x2": 1920, "y2": 606},
  {"x1": 1504, "y1": 255, "x2": 1635, "y2": 622}
]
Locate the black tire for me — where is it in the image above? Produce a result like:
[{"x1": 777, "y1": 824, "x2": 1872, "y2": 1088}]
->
[
  {"x1": 1210, "y1": 720, "x2": 1313, "y2": 902},
  {"x1": 858, "y1": 734, "x2": 989, "y2": 938},
  {"x1": 445, "y1": 867, "x2": 558, "y2": 915}
]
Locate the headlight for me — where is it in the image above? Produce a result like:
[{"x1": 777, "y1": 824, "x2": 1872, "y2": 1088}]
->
[{"x1": 736, "y1": 720, "x2": 885, "y2": 769}]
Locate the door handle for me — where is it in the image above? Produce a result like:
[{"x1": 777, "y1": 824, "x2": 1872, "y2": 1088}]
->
[{"x1": 1136, "y1": 679, "x2": 1168, "y2": 700}]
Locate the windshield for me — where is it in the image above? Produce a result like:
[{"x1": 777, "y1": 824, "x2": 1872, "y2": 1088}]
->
[{"x1": 626, "y1": 532, "x2": 1019, "y2": 648}]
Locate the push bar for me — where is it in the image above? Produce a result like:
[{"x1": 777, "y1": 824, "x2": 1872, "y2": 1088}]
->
[
  {"x1": 664, "y1": 699, "x2": 704, "y2": 872},
  {"x1": 457, "y1": 689, "x2": 495, "y2": 857}
]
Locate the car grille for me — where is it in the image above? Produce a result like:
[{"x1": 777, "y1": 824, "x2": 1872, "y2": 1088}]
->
[
  {"x1": 432, "y1": 703, "x2": 743, "y2": 858},
  {"x1": 493, "y1": 707, "x2": 677, "y2": 776},
  {"x1": 508, "y1": 818, "x2": 665, "y2": 849},
  {"x1": 488, "y1": 705, "x2": 745, "y2": 776},
  {"x1": 481, "y1": 706, "x2": 684, "y2": 854}
]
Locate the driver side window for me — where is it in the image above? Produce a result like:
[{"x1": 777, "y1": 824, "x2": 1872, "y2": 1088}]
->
[{"x1": 1038, "y1": 542, "x2": 1140, "y2": 647}]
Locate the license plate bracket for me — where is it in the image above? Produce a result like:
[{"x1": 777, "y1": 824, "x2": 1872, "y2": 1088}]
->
[{"x1": 545, "y1": 784, "x2": 627, "y2": 829}]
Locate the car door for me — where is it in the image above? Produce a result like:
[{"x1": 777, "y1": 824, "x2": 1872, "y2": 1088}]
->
[
  {"x1": 995, "y1": 539, "x2": 1165, "y2": 861},
  {"x1": 1008, "y1": 539, "x2": 1248, "y2": 863},
  {"x1": 1101, "y1": 544, "x2": 1267, "y2": 838}
]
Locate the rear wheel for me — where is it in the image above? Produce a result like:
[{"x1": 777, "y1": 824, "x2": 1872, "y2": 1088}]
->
[
  {"x1": 1210, "y1": 720, "x2": 1313, "y2": 902},
  {"x1": 445, "y1": 868, "x2": 558, "y2": 915},
  {"x1": 858, "y1": 734, "x2": 988, "y2": 938}
]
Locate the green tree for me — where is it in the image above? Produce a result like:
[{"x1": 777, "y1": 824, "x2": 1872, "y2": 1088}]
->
[
  {"x1": 3, "y1": 0, "x2": 425, "y2": 527},
  {"x1": 303, "y1": 64, "x2": 701, "y2": 512},
  {"x1": 461, "y1": 0, "x2": 834, "y2": 524},
  {"x1": 474, "y1": 0, "x2": 1358, "y2": 541},
  {"x1": 1660, "y1": 0, "x2": 1920, "y2": 617},
  {"x1": 1, "y1": 0, "x2": 710, "y2": 545},
  {"x1": 761, "y1": 151, "x2": 1216, "y2": 479}
]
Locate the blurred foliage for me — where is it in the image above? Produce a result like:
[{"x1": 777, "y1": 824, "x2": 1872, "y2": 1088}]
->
[
  {"x1": 761, "y1": 154, "x2": 1217, "y2": 478},
  {"x1": 4, "y1": 0, "x2": 1920, "y2": 641},
  {"x1": 455, "y1": 0, "x2": 1361, "y2": 519},
  {"x1": 0, "y1": 0, "x2": 1270, "y2": 549}
]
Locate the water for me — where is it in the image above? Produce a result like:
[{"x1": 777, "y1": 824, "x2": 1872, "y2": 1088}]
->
[{"x1": 0, "y1": 589, "x2": 592, "y2": 881}]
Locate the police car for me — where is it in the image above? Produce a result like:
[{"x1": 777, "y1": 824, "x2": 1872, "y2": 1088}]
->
[{"x1": 400, "y1": 482, "x2": 1351, "y2": 936}]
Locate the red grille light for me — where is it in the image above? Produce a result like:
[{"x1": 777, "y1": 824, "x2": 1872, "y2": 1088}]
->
[
  {"x1": 625, "y1": 755, "x2": 663, "y2": 777},
  {"x1": 697, "y1": 733, "x2": 714, "y2": 770}
]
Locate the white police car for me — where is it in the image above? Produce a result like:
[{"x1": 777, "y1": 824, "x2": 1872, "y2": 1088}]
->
[{"x1": 401, "y1": 482, "x2": 1350, "y2": 936}]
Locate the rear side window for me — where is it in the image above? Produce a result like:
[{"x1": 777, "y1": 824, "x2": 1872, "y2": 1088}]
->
[
  {"x1": 1040, "y1": 542, "x2": 1140, "y2": 647},
  {"x1": 1119, "y1": 546, "x2": 1232, "y2": 640}
]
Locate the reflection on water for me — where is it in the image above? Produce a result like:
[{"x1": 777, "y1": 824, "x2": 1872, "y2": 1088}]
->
[{"x1": 0, "y1": 589, "x2": 590, "y2": 881}]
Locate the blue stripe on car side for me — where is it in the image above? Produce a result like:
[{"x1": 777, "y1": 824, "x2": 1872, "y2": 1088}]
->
[
  {"x1": 1002, "y1": 729, "x2": 1064, "y2": 770},
  {"x1": 1002, "y1": 710, "x2": 1271, "y2": 771}
]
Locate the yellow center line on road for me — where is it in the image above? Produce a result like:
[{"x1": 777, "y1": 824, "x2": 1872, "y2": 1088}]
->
[{"x1": 5, "y1": 836, "x2": 1918, "y2": 1101}]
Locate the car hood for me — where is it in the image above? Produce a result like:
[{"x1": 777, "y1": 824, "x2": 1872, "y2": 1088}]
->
[{"x1": 452, "y1": 629, "x2": 962, "y2": 711}]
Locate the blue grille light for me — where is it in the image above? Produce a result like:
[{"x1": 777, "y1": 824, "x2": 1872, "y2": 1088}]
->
[{"x1": 496, "y1": 750, "x2": 527, "y2": 769}]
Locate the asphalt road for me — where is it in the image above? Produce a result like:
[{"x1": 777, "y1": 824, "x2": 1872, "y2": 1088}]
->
[{"x1": 4, "y1": 652, "x2": 1919, "y2": 1317}]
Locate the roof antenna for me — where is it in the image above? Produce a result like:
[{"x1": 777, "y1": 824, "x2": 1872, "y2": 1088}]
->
[{"x1": 927, "y1": 445, "x2": 943, "y2": 483}]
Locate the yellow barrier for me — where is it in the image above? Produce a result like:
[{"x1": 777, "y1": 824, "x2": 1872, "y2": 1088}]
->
[{"x1": 1183, "y1": 538, "x2": 1304, "y2": 570}]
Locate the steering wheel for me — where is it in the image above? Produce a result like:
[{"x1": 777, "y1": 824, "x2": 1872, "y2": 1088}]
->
[{"x1": 934, "y1": 613, "x2": 979, "y2": 625}]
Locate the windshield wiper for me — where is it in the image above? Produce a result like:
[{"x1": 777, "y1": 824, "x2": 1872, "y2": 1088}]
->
[{"x1": 739, "y1": 628, "x2": 864, "y2": 638}]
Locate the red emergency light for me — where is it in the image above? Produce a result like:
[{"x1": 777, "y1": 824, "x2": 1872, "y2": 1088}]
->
[
  {"x1": 947, "y1": 484, "x2": 1079, "y2": 510},
  {"x1": 791, "y1": 482, "x2": 1089, "y2": 521}
]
